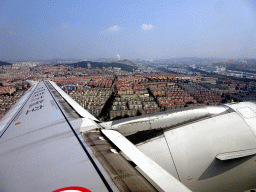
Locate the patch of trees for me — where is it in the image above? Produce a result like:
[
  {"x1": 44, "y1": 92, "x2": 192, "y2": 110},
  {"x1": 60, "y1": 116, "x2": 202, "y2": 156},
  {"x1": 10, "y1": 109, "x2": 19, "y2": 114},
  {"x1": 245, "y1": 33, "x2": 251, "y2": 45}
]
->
[{"x1": 0, "y1": 61, "x2": 11, "y2": 66}]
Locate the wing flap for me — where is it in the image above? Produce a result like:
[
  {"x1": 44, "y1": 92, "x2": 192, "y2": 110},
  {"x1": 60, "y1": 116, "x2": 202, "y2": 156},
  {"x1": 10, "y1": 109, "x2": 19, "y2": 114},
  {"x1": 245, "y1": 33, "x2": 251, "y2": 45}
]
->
[
  {"x1": 216, "y1": 148, "x2": 256, "y2": 160},
  {"x1": 101, "y1": 129, "x2": 192, "y2": 192},
  {"x1": 83, "y1": 130, "x2": 158, "y2": 192}
]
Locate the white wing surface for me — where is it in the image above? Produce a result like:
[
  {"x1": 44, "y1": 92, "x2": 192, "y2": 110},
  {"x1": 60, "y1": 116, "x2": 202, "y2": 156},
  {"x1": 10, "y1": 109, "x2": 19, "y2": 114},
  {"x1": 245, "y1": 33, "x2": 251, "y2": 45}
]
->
[
  {"x1": 0, "y1": 81, "x2": 191, "y2": 192},
  {"x1": 0, "y1": 81, "x2": 118, "y2": 192}
]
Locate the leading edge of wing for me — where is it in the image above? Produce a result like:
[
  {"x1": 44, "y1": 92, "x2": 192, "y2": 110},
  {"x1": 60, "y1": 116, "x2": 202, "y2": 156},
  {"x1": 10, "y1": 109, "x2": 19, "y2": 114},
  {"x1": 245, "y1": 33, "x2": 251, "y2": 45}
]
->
[
  {"x1": 0, "y1": 82, "x2": 38, "y2": 136},
  {"x1": 49, "y1": 81, "x2": 99, "y2": 122}
]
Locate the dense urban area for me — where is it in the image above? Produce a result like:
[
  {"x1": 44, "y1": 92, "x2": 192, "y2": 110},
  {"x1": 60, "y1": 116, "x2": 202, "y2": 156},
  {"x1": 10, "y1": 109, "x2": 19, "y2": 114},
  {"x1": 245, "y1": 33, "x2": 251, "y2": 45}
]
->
[{"x1": 1, "y1": 58, "x2": 256, "y2": 121}]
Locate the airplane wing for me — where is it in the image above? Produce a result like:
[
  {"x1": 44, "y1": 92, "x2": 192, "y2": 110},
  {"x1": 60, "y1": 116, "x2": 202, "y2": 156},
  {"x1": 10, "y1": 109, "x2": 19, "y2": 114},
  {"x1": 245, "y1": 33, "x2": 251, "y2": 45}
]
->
[{"x1": 0, "y1": 81, "x2": 191, "y2": 192}]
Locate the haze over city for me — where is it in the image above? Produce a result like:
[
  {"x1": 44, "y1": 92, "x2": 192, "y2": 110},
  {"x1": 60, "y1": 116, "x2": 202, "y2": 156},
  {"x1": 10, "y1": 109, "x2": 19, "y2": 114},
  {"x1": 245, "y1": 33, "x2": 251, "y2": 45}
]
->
[{"x1": 1, "y1": 0, "x2": 256, "y2": 61}]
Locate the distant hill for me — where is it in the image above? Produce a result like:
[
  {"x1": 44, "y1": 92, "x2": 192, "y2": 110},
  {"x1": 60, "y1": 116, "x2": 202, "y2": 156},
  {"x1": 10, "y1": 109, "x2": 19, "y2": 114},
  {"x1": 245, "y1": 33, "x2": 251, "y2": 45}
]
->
[
  {"x1": 118, "y1": 59, "x2": 135, "y2": 66},
  {"x1": 0, "y1": 61, "x2": 11, "y2": 66},
  {"x1": 71, "y1": 61, "x2": 137, "y2": 72}
]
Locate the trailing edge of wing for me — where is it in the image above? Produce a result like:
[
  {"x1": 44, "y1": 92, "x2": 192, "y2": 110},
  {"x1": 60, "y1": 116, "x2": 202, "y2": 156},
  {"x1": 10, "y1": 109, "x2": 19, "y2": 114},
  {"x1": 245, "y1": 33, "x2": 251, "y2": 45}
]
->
[
  {"x1": 216, "y1": 148, "x2": 256, "y2": 160},
  {"x1": 101, "y1": 129, "x2": 192, "y2": 192}
]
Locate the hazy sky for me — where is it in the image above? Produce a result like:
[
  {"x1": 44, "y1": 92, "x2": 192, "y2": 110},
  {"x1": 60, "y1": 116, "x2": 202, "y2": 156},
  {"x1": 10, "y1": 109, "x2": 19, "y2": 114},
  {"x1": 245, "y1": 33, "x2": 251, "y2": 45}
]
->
[{"x1": 0, "y1": 0, "x2": 256, "y2": 61}]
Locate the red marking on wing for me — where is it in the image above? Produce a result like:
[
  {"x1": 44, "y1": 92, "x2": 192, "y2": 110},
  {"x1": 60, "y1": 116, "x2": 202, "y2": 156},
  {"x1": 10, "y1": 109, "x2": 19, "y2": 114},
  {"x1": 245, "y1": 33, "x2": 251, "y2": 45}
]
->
[{"x1": 53, "y1": 186, "x2": 91, "y2": 192}]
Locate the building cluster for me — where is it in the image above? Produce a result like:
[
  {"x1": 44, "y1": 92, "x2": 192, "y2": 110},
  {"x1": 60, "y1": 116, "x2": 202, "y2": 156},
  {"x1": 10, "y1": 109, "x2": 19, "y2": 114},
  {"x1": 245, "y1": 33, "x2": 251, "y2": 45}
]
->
[
  {"x1": 109, "y1": 95, "x2": 160, "y2": 120},
  {"x1": 53, "y1": 75, "x2": 115, "y2": 118},
  {"x1": 88, "y1": 78, "x2": 113, "y2": 88},
  {"x1": 12, "y1": 62, "x2": 38, "y2": 68},
  {"x1": 153, "y1": 83, "x2": 198, "y2": 110},
  {"x1": 0, "y1": 78, "x2": 30, "y2": 120},
  {"x1": 1, "y1": 66, "x2": 34, "y2": 82},
  {"x1": 179, "y1": 82, "x2": 222, "y2": 105},
  {"x1": 35, "y1": 65, "x2": 69, "y2": 77},
  {"x1": 2, "y1": 61, "x2": 256, "y2": 122},
  {"x1": 192, "y1": 76, "x2": 217, "y2": 84},
  {"x1": 54, "y1": 75, "x2": 114, "y2": 89},
  {"x1": 0, "y1": 86, "x2": 16, "y2": 95},
  {"x1": 0, "y1": 90, "x2": 27, "y2": 119},
  {"x1": 68, "y1": 88, "x2": 113, "y2": 117},
  {"x1": 109, "y1": 76, "x2": 160, "y2": 119},
  {"x1": 201, "y1": 80, "x2": 256, "y2": 102}
]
